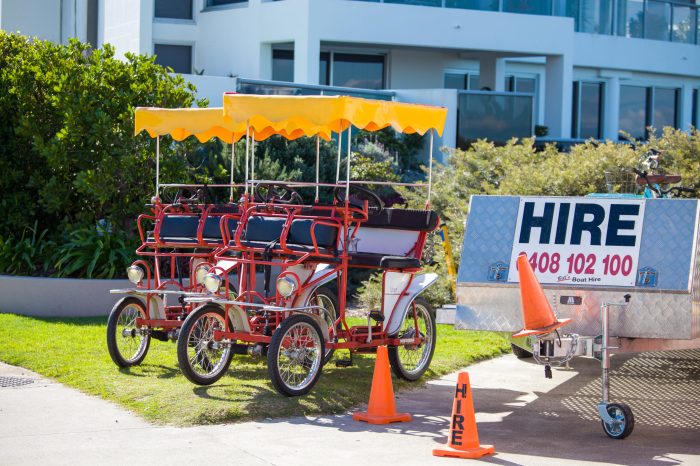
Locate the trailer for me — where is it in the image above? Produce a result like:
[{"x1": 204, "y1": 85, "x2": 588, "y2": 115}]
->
[{"x1": 455, "y1": 195, "x2": 700, "y2": 438}]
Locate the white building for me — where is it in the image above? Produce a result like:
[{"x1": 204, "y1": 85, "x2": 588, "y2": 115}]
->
[{"x1": 2, "y1": 0, "x2": 700, "y2": 158}]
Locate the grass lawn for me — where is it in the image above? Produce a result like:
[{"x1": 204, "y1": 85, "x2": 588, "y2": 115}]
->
[{"x1": 0, "y1": 313, "x2": 509, "y2": 426}]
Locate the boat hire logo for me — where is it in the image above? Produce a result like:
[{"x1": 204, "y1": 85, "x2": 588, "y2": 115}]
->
[{"x1": 507, "y1": 197, "x2": 645, "y2": 287}]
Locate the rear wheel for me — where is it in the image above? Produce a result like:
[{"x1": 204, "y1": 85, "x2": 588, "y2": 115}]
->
[
  {"x1": 268, "y1": 314, "x2": 325, "y2": 396},
  {"x1": 388, "y1": 297, "x2": 436, "y2": 381},
  {"x1": 177, "y1": 304, "x2": 233, "y2": 386},
  {"x1": 311, "y1": 286, "x2": 339, "y2": 365},
  {"x1": 107, "y1": 297, "x2": 151, "y2": 368}
]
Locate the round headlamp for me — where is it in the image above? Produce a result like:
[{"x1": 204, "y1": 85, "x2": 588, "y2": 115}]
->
[
  {"x1": 195, "y1": 264, "x2": 211, "y2": 285},
  {"x1": 203, "y1": 273, "x2": 222, "y2": 294},
  {"x1": 276, "y1": 275, "x2": 298, "y2": 298},
  {"x1": 127, "y1": 265, "x2": 144, "y2": 285}
]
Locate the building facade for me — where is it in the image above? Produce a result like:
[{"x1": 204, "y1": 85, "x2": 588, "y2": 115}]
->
[{"x1": 2, "y1": 0, "x2": 700, "y2": 157}]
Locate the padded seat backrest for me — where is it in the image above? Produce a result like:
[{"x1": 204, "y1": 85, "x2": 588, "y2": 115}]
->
[
  {"x1": 202, "y1": 216, "x2": 238, "y2": 240},
  {"x1": 363, "y1": 208, "x2": 439, "y2": 231},
  {"x1": 288, "y1": 219, "x2": 337, "y2": 248},
  {"x1": 242, "y1": 216, "x2": 286, "y2": 243},
  {"x1": 159, "y1": 215, "x2": 200, "y2": 239}
]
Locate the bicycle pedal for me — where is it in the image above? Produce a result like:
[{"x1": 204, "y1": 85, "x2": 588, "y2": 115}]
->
[
  {"x1": 369, "y1": 310, "x2": 385, "y2": 323},
  {"x1": 335, "y1": 359, "x2": 353, "y2": 368}
]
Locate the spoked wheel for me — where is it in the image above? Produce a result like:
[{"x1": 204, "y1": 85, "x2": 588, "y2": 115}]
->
[
  {"x1": 177, "y1": 304, "x2": 233, "y2": 386},
  {"x1": 311, "y1": 286, "x2": 339, "y2": 365},
  {"x1": 107, "y1": 297, "x2": 151, "y2": 368},
  {"x1": 388, "y1": 297, "x2": 436, "y2": 381},
  {"x1": 601, "y1": 402, "x2": 635, "y2": 439},
  {"x1": 267, "y1": 314, "x2": 325, "y2": 397}
]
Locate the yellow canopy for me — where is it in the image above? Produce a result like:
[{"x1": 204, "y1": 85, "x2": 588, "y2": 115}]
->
[
  {"x1": 221, "y1": 94, "x2": 447, "y2": 138},
  {"x1": 134, "y1": 107, "x2": 242, "y2": 143}
]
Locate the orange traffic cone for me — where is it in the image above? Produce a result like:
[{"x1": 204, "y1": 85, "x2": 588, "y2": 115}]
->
[
  {"x1": 352, "y1": 346, "x2": 412, "y2": 425},
  {"x1": 513, "y1": 253, "x2": 571, "y2": 338},
  {"x1": 433, "y1": 371, "x2": 494, "y2": 459}
]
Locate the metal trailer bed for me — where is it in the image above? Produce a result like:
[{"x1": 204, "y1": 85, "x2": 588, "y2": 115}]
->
[{"x1": 455, "y1": 195, "x2": 700, "y2": 438}]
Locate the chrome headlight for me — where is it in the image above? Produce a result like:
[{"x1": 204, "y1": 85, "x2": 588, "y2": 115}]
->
[
  {"x1": 203, "y1": 273, "x2": 222, "y2": 294},
  {"x1": 127, "y1": 265, "x2": 144, "y2": 285},
  {"x1": 195, "y1": 264, "x2": 211, "y2": 285},
  {"x1": 276, "y1": 275, "x2": 298, "y2": 298}
]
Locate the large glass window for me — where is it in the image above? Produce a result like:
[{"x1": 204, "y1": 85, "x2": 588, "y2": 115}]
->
[
  {"x1": 445, "y1": 0, "x2": 499, "y2": 11},
  {"x1": 332, "y1": 53, "x2": 384, "y2": 90},
  {"x1": 672, "y1": 5, "x2": 697, "y2": 43},
  {"x1": 457, "y1": 93, "x2": 534, "y2": 146},
  {"x1": 205, "y1": 0, "x2": 246, "y2": 6},
  {"x1": 572, "y1": 81, "x2": 604, "y2": 139},
  {"x1": 154, "y1": 44, "x2": 192, "y2": 74},
  {"x1": 444, "y1": 72, "x2": 480, "y2": 90},
  {"x1": 505, "y1": 76, "x2": 536, "y2": 93},
  {"x1": 616, "y1": 0, "x2": 645, "y2": 38},
  {"x1": 619, "y1": 85, "x2": 648, "y2": 140},
  {"x1": 579, "y1": 0, "x2": 613, "y2": 34},
  {"x1": 645, "y1": 0, "x2": 672, "y2": 41},
  {"x1": 384, "y1": 0, "x2": 441, "y2": 6},
  {"x1": 502, "y1": 0, "x2": 552, "y2": 16},
  {"x1": 652, "y1": 88, "x2": 679, "y2": 130},
  {"x1": 272, "y1": 49, "x2": 294, "y2": 83},
  {"x1": 155, "y1": 0, "x2": 192, "y2": 20}
]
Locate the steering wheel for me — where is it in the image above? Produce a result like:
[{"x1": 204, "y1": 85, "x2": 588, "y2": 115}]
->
[
  {"x1": 173, "y1": 186, "x2": 214, "y2": 206},
  {"x1": 254, "y1": 182, "x2": 303, "y2": 205},
  {"x1": 334, "y1": 184, "x2": 383, "y2": 216}
]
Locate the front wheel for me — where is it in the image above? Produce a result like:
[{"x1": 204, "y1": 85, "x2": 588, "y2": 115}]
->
[
  {"x1": 177, "y1": 304, "x2": 234, "y2": 386},
  {"x1": 267, "y1": 314, "x2": 325, "y2": 397},
  {"x1": 106, "y1": 297, "x2": 151, "y2": 368},
  {"x1": 388, "y1": 297, "x2": 436, "y2": 381},
  {"x1": 601, "y1": 402, "x2": 635, "y2": 439}
]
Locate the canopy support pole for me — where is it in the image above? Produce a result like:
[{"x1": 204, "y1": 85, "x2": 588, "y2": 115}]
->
[
  {"x1": 155, "y1": 136, "x2": 160, "y2": 202},
  {"x1": 427, "y1": 129, "x2": 434, "y2": 209},
  {"x1": 315, "y1": 135, "x2": 320, "y2": 203},
  {"x1": 251, "y1": 130, "x2": 256, "y2": 188},
  {"x1": 336, "y1": 131, "x2": 342, "y2": 183},
  {"x1": 244, "y1": 123, "x2": 250, "y2": 196},
  {"x1": 234, "y1": 140, "x2": 236, "y2": 202},
  {"x1": 345, "y1": 126, "x2": 352, "y2": 201}
]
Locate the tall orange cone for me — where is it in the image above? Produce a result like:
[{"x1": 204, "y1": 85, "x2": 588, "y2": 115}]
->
[
  {"x1": 352, "y1": 346, "x2": 412, "y2": 425},
  {"x1": 433, "y1": 371, "x2": 494, "y2": 459},
  {"x1": 513, "y1": 253, "x2": 571, "y2": 338}
]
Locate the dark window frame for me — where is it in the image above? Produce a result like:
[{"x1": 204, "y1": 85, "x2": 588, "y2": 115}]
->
[
  {"x1": 153, "y1": 43, "x2": 193, "y2": 74},
  {"x1": 155, "y1": 0, "x2": 194, "y2": 20}
]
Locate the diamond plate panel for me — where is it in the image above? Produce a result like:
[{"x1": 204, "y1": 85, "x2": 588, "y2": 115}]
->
[
  {"x1": 456, "y1": 283, "x2": 693, "y2": 339},
  {"x1": 638, "y1": 199, "x2": 698, "y2": 291},
  {"x1": 458, "y1": 196, "x2": 520, "y2": 284}
]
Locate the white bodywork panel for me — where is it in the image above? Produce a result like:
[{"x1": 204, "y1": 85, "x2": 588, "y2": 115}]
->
[
  {"x1": 147, "y1": 295, "x2": 166, "y2": 320},
  {"x1": 385, "y1": 273, "x2": 438, "y2": 335},
  {"x1": 353, "y1": 227, "x2": 419, "y2": 256},
  {"x1": 382, "y1": 271, "x2": 413, "y2": 324}
]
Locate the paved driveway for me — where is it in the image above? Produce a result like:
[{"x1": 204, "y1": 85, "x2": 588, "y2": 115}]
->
[{"x1": 1, "y1": 349, "x2": 698, "y2": 466}]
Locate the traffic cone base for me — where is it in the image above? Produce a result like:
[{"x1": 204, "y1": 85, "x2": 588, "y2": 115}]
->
[
  {"x1": 432, "y1": 444, "x2": 494, "y2": 459},
  {"x1": 352, "y1": 411, "x2": 412, "y2": 425},
  {"x1": 353, "y1": 346, "x2": 412, "y2": 425},
  {"x1": 513, "y1": 254, "x2": 570, "y2": 338}
]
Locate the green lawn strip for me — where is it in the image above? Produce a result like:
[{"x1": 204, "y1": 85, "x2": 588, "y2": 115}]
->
[{"x1": 0, "y1": 313, "x2": 509, "y2": 426}]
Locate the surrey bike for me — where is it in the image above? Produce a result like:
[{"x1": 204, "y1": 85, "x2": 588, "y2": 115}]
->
[{"x1": 177, "y1": 94, "x2": 448, "y2": 396}]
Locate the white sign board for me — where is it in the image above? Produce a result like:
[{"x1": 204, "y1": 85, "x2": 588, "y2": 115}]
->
[{"x1": 507, "y1": 197, "x2": 645, "y2": 287}]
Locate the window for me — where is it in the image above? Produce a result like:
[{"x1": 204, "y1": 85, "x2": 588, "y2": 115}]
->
[
  {"x1": 619, "y1": 85, "x2": 680, "y2": 140},
  {"x1": 457, "y1": 93, "x2": 534, "y2": 147},
  {"x1": 445, "y1": 0, "x2": 499, "y2": 10},
  {"x1": 672, "y1": 4, "x2": 697, "y2": 43},
  {"x1": 87, "y1": 0, "x2": 98, "y2": 47},
  {"x1": 331, "y1": 53, "x2": 384, "y2": 90},
  {"x1": 319, "y1": 52, "x2": 330, "y2": 85},
  {"x1": 693, "y1": 89, "x2": 699, "y2": 127},
  {"x1": 272, "y1": 49, "x2": 294, "y2": 83},
  {"x1": 619, "y1": 85, "x2": 648, "y2": 140},
  {"x1": 155, "y1": 0, "x2": 192, "y2": 20},
  {"x1": 652, "y1": 88, "x2": 679, "y2": 130},
  {"x1": 154, "y1": 44, "x2": 192, "y2": 74},
  {"x1": 205, "y1": 0, "x2": 246, "y2": 6},
  {"x1": 616, "y1": 0, "x2": 644, "y2": 38},
  {"x1": 502, "y1": 0, "x2": 552, "y2": 16},
  {"x1": 505, "y1": 76, "x2": 536, "y2": 93},
  {"x1": 645, "y1": 0, "x2": 672, "y2": 41},
  {"x1": 572, "y1": 81, "x2": 604, "y2": 139},
  {"x1": 444, "y1": 72, "x2": 480, "y2": 90},
  {"x1": 384, "y1": 0, "x2": 442, "y2": 6}
]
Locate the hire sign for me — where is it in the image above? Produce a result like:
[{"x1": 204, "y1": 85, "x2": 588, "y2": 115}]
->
[{"x1": 506, "y1": 197, "x2": 645, "y2": 287}]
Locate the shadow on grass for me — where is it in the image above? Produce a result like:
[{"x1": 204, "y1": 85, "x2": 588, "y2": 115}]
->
[{"x1": 4, "y1": 314, "x2": 107, "y2": 326}]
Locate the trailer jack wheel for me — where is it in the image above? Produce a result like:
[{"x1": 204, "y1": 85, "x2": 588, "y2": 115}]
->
[{"x1": 600, "y1": 402, "x2": 634, "y2": 439}]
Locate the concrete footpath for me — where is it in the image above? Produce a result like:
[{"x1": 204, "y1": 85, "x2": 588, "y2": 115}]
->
[{"x1": 1, "y1": 350, "x2": 698, "y2": 466}]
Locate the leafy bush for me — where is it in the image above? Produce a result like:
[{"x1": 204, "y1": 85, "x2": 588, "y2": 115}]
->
[
  {"x1": 53, "y1": 225, "x2": 135, "y2": 279},
  {"x1": 0, "y1": 222, "x2": 56, "y2": 276}
]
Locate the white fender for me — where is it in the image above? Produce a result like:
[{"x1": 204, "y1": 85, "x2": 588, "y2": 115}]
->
[{"x1": 385, "y1": 272, "x2": 438, "y2": 336}]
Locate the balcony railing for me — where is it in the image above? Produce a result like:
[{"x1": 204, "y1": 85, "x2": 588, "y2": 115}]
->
[
  {"x1": 349, "y1": 0, "x2": 699, "y2": 45},
  {"x1": 457, "y1": 90, "x2": 535, "y2": 147},
  {"x1": 237, "y1": 78, "x2": 395, "y2": 100}
]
